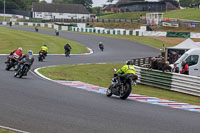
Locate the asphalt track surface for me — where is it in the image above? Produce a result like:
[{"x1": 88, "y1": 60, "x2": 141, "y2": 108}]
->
[{"x1": 0, "y1": 26, "x2": 199, "y2": 133}]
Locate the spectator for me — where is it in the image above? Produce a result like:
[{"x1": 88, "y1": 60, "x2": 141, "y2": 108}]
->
[
  {"x1": 157, "y1": 54, "x2": 162, "y2": 58},
  {"x1": 172, "y1": 63, "x2": 179, "y2": 73},
  {"x1": 149, "y1": 57, "x2": 158, "y2": 70},
  {"x1": 162, "y1": 61, "x2": 172, "y2": 72},
  {"x1": 180, "y1": 61, "x2": 189, "y2": 75},
  {"x1": 157, "y1": 57, "x2": 165, "y2": 70},
  {"x1": 9, "y1": 21, "x2": 12, "y2": 27}
]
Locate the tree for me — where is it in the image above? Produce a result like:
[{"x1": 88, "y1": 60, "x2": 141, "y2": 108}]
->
[
  {"x1": 52, "y1": 0, "x2": 72, "y2": 3},
  {"x1": 0, "y1": 0, "x2": 39, "y2": 10},
  {"x1": 72, "y1": 0, "x2": 93, "y2": 11},
  {"x1": 179, "y1": 0, "x2": 200, "y2": 7},
  {"x1": 91, "y1": 7, "x2": 101, "y2": 16},
  {"x1": 40, "y1": 0, "x2": 47, "y2": 3}
]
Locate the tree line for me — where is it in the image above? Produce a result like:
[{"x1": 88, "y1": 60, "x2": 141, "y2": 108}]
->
[
  {"x1": 180, "y1": 0, "x2": 200, "y2": 7},
  {"x1": 0, "y1": 0, "x2": 199, "y2": 12},
  {"x1": 0, "y1": 0, "x2": 39, "y2": 11},
  {"x1": 0, "y1": 0, "x2": 93, "y2": 11}
]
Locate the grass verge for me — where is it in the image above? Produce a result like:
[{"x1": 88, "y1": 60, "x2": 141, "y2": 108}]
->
[
  {"x1": 99, "y1": 12, "x2": 147, "y2": 20},
  {"x1": 164, "y1": 8, "x2": 200, "y2": 21},
  {"x1": 99, "y1": 9, "x2": 200, "y2": 21},
  {"x1": 0, "y1": 17, "x2": 11, "y2": 21},
  {"x1": 0, "y1": 27, "x2": 88, "y2": 54},
  {"x1": 0, "y1": 129, "x2": 13, "y2": 133},
  {"x1": 89, "y1": 22, "x2": 145, "y2": 30},
  {"x1": 38, "y1": 63, "x2": 200, "y2": 105}
]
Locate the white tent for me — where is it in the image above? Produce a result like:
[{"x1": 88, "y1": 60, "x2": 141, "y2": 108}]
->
[
  {"x1": 167, "y1": 38, "x2": 200, "y2": 50},
  {"x1": 167, "y1": 38, "x2": 200, "y2": 64}
]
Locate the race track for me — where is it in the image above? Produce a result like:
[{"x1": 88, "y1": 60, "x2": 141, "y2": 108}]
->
[{"x1": 0, "y1": 26, "x2": 199, "y2": 133}]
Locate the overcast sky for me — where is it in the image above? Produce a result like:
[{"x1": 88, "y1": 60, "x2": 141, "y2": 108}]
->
[{"x1": 92, "y1": 0, "x2": 118, "y2": 7}]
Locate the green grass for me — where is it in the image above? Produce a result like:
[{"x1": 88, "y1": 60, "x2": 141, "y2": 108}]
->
[
  {"x1": 99, "y1": 12, "x2": 114, "y2": 16},
  {"x1": 39, "y1": 63, "x2": 200, "y2": 106},
  {"x1": 68, "y1": 31, "x2": 174, "y2": 49},
  {"x1": 0, "y1": 129, "x2": 13, "y2": 133},
  {"x1": 0, "y1": 16, "x2": 11, "y2": 21},
  {"x1": 99, "y1": 9, "x2": 200, "y2": 21},
  {"x1": 99, "y1": 12, "x2": 147, "y2": 20},
  {"x1": 0, "y1": 27, "x2": 89, "y2": 54},
  {"x1": 164, "y1": 8, "x2": 200, "y2": 21},
  {"x1": 89, "y1": 22, "x2": 145, "y2": 29}
]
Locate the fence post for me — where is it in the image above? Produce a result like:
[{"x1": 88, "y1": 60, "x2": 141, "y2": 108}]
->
[{"x1": 138, "y1": 59, "x2": 140, "y2": 67}]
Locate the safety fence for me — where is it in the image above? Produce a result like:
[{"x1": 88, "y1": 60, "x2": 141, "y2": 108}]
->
[
  {"x1": 131, "y1": 57, "x2": 152, "y2": 67},
  {"x1": 134, "y1": 65, "x2": 200, "y2": 97},
  {"x1": 1, "y1": 21, "x2": 200, "y2": 38}
]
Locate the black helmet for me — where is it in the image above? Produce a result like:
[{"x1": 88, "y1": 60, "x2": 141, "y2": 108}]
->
[
  {"x1": 126, "y1": 60, "x2": 132, "y2": 65},
  {"x1": 43, "y1": 44, "x2": 47, "y2": 46}
]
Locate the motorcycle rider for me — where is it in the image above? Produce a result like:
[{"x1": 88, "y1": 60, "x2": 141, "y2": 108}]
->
[
  {"x1": 40, "y1": 44, "x2": 48, "y2": 58},
  {"x1": 35, "y1": 25, "x2": 38, "y2": 32},
  {"x1": 64, "y1": 43, "x2": 72, "y2": 57},
  {"x1": 55, "y1": 29, "x2": 59, "y2": 36},
  {"x1": 99, "y1": 42, "x2": 104, "y2": 51},
  {"x1": 5, "y1": 47, "x2": 23, "y2": 64},
  {"x1": 115, "y1": 60, "x2": 136, "y2": 86},
  {"x1": 16, "y1": 50, "x2": 34, "y2": 76}
]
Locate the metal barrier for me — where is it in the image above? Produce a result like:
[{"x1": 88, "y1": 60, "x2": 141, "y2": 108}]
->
[
  {"x1": 171, "y1": 74, "x2": 200, "y2": 96},
  {"x1": 134, "y1": 65, "x2": 200, "y2": 97},
  {"x1": 131, "y1": 57, "x2": 152, "y2": 67}
]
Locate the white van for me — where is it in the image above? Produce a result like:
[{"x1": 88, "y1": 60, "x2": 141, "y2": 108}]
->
[{"x1": 174, "y1": 48, "x2": 200, "y2": 76}]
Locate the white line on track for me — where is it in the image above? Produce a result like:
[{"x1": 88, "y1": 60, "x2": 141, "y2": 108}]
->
[{"x1": 0, "y1": 125, "x2": 30, "y2": 133}]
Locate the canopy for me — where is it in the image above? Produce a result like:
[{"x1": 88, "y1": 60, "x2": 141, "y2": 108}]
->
[{"x1": 167, "y1": 38, "x2": 200, "y2": 50}]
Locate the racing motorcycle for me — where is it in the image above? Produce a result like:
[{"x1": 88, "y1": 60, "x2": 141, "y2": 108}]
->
[
  {"x1": 65, "y1": 50, "x2": 70, "y2": 57},
  {"x1": 99, "y1": 45, "x2": 104, "y2": 51},
  {"x1": 14, "y1": 62, "x2": 31, "y2": 78},
  {"x1": 106, "y1": 69, "x2": 138, "y2": 100},
  {"x1": 5, "y1": 53, "x2": 20, "y2": 71},
  {"x1": 35, "y1": 27, "x2": 38, "y2": 32},
  {"x1": 38, "y1": 50, "x2": 45, "y2": 62},
  {"x1": 56, "y1": 31, "x2": 59, "y2": 36}
]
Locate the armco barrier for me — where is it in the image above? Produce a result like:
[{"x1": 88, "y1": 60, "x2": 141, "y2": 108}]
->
[
  {"x1": 171, "y1": 74, "x2": 200, "y2": 96},
  {"x1": 134, "y1": 65, "x2": 200, "y2": 97},
  {"x1": 140, "y1": 67, "x2": 173, "y2": 90}
]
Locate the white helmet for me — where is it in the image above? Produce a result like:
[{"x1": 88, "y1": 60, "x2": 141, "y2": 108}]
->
[
  {"x1": 18, "y1": 47, "x2": 23, "y2": 51},
  {"x1": 99, "y1": 42, "x2": 103, "y2": 44}
]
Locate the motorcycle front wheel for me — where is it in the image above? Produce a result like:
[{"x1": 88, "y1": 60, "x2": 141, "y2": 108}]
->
[
  {"x1": 106, "y1": 85, "x2": 113, "y2": 97},
  {"x1": 120, "y1": 83, "x2": 132, "y2": 100}
]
